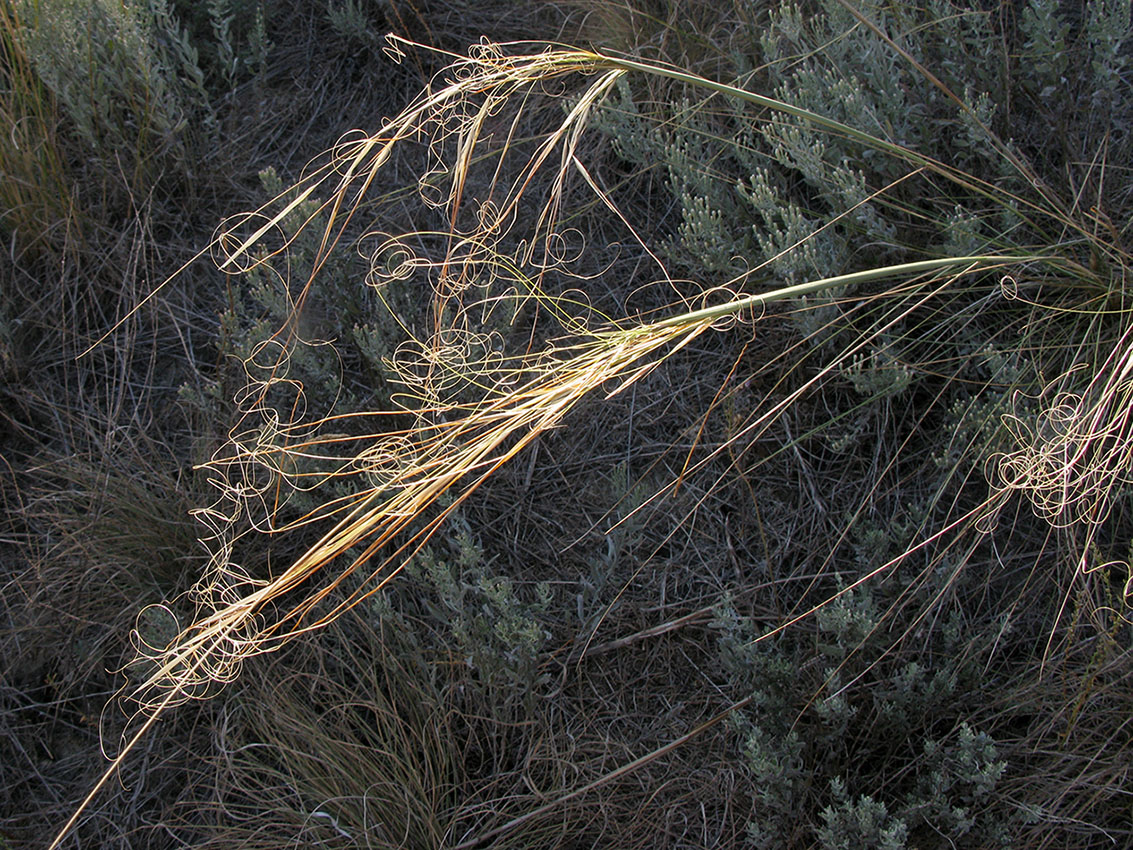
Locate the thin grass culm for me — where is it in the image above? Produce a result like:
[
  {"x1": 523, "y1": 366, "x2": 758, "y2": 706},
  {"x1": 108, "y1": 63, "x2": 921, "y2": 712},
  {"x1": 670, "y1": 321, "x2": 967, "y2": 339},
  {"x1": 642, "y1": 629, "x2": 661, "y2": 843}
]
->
[{"x1": 52, "y1": 26, "x2": 1127, "y2": 849}]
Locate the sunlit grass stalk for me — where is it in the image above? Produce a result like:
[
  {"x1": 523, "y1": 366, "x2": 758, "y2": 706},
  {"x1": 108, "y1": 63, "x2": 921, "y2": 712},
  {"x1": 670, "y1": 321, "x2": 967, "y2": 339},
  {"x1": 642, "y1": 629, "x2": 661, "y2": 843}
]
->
[
  {"x1": 136, "y1": 254, "x2": 1028, "y2": 711},
  {"x1": 54, "y1": 32, "x2": 1123, "y2": 849}
]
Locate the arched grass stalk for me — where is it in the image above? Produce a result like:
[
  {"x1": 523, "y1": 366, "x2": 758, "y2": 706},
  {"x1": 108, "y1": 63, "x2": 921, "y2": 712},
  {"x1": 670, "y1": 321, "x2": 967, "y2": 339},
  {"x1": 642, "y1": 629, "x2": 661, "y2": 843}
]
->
[
  {"x1": 140, "y1": 255, "x2": 1026, "y2": 703},
  {"x1": 50, "y1": 255, "x2": 1027, "y2": 848},
  {"x1": 53, "y1": 32, "x2": 1123, "y2": 849}
]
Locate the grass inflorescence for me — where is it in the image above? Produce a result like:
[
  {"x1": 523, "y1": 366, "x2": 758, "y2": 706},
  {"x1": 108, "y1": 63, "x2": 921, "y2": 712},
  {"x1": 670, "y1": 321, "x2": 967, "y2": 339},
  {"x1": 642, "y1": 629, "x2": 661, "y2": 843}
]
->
[{"x1": 3, "y1": 2, "x2": 1131, "y2": 849}]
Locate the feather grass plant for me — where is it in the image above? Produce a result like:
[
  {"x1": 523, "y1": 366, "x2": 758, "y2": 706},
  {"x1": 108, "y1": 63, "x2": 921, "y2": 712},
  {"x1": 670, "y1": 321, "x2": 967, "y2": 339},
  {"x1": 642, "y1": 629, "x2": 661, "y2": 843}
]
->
[
  {"x1": 125, "y1": 36, "x2": 1045, "y2": 703},
  {"x1": 53, "y1": 15, "x2": 1133, "y2": 846}
]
